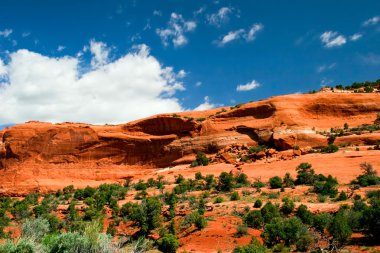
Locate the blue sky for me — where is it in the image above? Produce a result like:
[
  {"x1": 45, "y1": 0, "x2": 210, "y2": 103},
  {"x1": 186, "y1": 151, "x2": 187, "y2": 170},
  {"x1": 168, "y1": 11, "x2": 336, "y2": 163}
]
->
[{"x1": 0, "y1": 0, "x2": 379, "y2": 126}]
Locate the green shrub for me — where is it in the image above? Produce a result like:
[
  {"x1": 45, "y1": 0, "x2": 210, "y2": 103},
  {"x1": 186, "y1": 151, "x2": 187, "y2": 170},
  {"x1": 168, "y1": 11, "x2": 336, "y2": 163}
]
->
[
  {"x1": 261, "y1": 202, "x2": 280, "y2": 223},
  {"x1": 320, "y1": 144, "x2": 339, "y2": 153},
  {"x1": 351, "y1": 162, "x2": 380, "y2": 186},
  {"x1": 182, "y1": 212, "x2": 207, "y2": 230},
  {"x1": 313, "y1": 175, "x2": 338, "y2": 197},
  {"x1": 269, "y1": 176, "x2": 283, "y2": 189},
  {"x1": 268, "y1": 192, "x2": 280, "y2": 199},
  {"x1": 280, "y1": 198, "x2": 295, "y2": 216},
  {"x1": 235, "y1": 173, "x2": 249, "y2": 186},
  {"x1": 283, "y1": 173, "x2": 295, "y2": 188},
  {"x1": 253, "y1": 199, "x2": 262, "y2": 208},
  {"x1": 262, "y1": 217, "x2": 311, "y2": 248},
  {"x1": 233, "y1": 238, "x2": 266, "y2": 253},
  {"x1": 336, "y1": 191, "x2": 348, "y2": 201},
  {"x1": 190, "y1": 151, "x2": 209, "y2": 167},
  {"x1": 244, "y1": 210, "x2": 264, "y2": 229},
  {"x1": 235, "y1": 224, "x2": 248, "y2": 237},
  {"x1": 248, "y1": 145, "x2": 266, "y2": 154},
  {"x1": 296, "y1": 204, "x2": 313, "y2": 224},
  {"x1": 217, "y1": 172, "x2": 234, "y2": 192},
  {"x1": 230, "y1": 191, "x2": 240, "y2": 201},
  {"x1": 295, "y1": 163, "x2": 316, "y2": 185},
  {"x1": 313, "y1": 213, "x2": 333, "y2": 234},
  {"x1": 158, "y1": 234, "x2": 180, "y2": 253},
  {"x1": 22, "y1": 218, "x2": 50, "y2": 241},
  {"x1": 328, "y1": 210, "x2": 352, "y2": 246},
  {"x1": 214, "y1": 196, "x2": 224, "y2": 204}
]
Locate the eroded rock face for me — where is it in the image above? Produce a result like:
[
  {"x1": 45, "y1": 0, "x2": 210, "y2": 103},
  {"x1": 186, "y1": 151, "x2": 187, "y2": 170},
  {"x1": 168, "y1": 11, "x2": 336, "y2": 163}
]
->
[{"x1": 0, "y1": 93, "x2": 379, "y2": 195}]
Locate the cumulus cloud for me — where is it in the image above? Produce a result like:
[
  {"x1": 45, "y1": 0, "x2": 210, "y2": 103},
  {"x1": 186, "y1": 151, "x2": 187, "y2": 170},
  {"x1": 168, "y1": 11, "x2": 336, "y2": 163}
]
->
[
  {"x1": 362, "y1": 16, "x2": 380, "y2": 26},
  {"x1": 0, "y1": 43, "x2": 186, "y2": 125},
  {"x1": 0, "y1": 29, "x2": 12, "y2": 38},
  {"x1": 156, "y1": 13, "x2": 197, "y2": 47},
  {"x1": 216, "y1": 23, "x2": 263, "y2": 46},
  {"x1": 320, "y1": 31, "x2": 346, "y2": 48},
  {"x1": 194, "y1": 96, "x2": 217, "y2": 111},
  {"x1": 89, "y1": 40, "x2": 110, "y2": 68},
  {"x1": 207, "y1": 7, "x2": 232, "y2": 27},
  {"x1": 0, "y1": 59, "x2": 7, "y2": 76},
  {"x1": 317, "y1": 63, "x2": 336, "y2": 73},
  {"x1": 236, "y1": 80, "x2": 260, "y2": 91},
  {"x1": 349, "y1": 33, "x2": 362, "y2": 41},
  {"x1": 57, "y1": 45, "x2": 66, "y2": 52}
]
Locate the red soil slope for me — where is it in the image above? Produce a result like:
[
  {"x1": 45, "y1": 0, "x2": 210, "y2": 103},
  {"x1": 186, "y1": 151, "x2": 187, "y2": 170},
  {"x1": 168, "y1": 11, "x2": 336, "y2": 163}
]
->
[{"x1": 0, "y1": 93, "x2": 379, "y2": 195}]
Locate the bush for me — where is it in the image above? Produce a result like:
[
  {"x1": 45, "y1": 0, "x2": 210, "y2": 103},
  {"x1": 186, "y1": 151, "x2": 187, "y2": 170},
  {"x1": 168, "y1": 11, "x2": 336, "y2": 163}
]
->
[
  {"x1": 233, "y1": 238, "x2": 266, "y2": 253},
  {"x1": 230, "y1": 191, "x2": 240, "y2": 201},
  {"x1": 262, "y1": 217, "x2": 311, "y2": 248},
  {"x1": 296, "y1": 204, "x2": 313, "y2": 225},
  {"x1": 22, "y1": 218, "x2": 50, "y2": 241},
  {"x1": 235, "y1": 224, "x2": 248, "y2": 237},
  {"x1": 190, "y1": 151, "x2": 209, "y2": 167},
  {"x1": 295, "y1": 163, "x2": 316, "y2": 185},
  {"x1": 313, "y1": 212, "x2": 333, "y2": 234},
  {"x1": 328, "y1": 210, "x2": 352, "y2": 246},
  {"x1": 214, "y1": 196, "x2": 224, "y2": 204},
  {"x1": 269, "y1": 176, "x2": 283, "y2": 189},
  {"x1": 253, "y1": 199, "x2": 262, "y2": 208},
  {"x1": 157, "y1": 234, "x2": 180, "y2": 253},
  {"x1": 336, "y1": 191, "x2": 348, "y2": 201},
  {"x1": 244, "y1": 210, "x2": 264, "y2": 229},
  {"x1": 261, "y1": 202, "x2": 280, "y2": 223},
  {"x1": 182, "y1": 212, "x2": 207, "y2": 230},
  {"x1": 320, "y1": 144, "x2": 339, "y2": 153},
  {"x1": 313, "y1": 175, "x2": 338, "y2": 197},
  {"x1": 217, "y1": 172, "x2": 234, "y2": 192},
  {"x1": 280, "y1": 198, "x2": 295, "y2": 216},
  {"x1": 352, "y1": 162, "x2": 380, "y2": 186},
  {"x1": 235, "y1": 173, "x2": 250, "y2": 186},
  {"x1": 283, "y1": 173, "x2": 295, "y2": 188},
  {"x1": 252, "y1": 179, "x2": 265, "y2": 191}
]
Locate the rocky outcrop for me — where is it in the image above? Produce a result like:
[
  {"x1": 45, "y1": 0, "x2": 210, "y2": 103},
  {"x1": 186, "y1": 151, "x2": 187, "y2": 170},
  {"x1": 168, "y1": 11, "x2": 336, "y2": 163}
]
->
[{"x1": 0, "y1": 93, "x2": 379, "y2": 195}]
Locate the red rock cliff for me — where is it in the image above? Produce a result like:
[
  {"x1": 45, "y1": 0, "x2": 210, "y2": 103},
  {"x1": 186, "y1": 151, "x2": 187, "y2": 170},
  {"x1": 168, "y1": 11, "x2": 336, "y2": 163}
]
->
[{"x1": 0, "y1": 93, "x2": 379, "y2": 195}]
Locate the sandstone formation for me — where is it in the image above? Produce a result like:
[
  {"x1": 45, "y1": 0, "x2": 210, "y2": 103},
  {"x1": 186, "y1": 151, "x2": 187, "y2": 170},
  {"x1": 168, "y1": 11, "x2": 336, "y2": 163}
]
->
[{"x1": 0, "y1": 93, "x2": 379, "y2": 195}]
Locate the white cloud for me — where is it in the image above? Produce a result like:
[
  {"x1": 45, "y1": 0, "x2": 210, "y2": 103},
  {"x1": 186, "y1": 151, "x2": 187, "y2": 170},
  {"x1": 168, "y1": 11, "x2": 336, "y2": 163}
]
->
[
  {"x1": 22, "y1": 32, "x2": 31, "y2": 37},
  {"x1": 0, "y1": 29, "x2": 13, "y2": 38},
  {"x1": 195, "y1": 81, "x2": 202, "y2": 87},
  {"x1": 349, "y1": 33, "x2": 362, "y2": 41},
  {"x1": 57, "y1": 45, "x2": 66, "y2": 52},
  {"x1": 320, "y1": 31, "x2": 346, "y2": 48},
  {"x1": 362, "y1": 16, "x2": 380, "y2": 26},
  {"x1": 246, "y1": 23, "x2": 264, "y2": 41},
  {"x1": 156, "y1": 13, "x2": 197, "y2": 47},
  {"x1": 317, "y1": 63, "x2": 336, "y2": 73},
  {"x1": 236, "y1": 80, "x2": 260, "y2": 91},
  {"x1": 207, "y1": 7, "x2": 232, "y2": 27},
  {"x1": 360, "y1": 53, "x2": 380, "y2": 65},
  {"x1": 219, "y1": 29, "x2": 245, "y2": 45},
  {"x1": 0, "y1": 43, "x2": 186, "y2": 125},
  {"x1": 89, "y1": 40, "x2": 110, "y2": 68},
  {"x1": 194, "y1": 96, "x2": 216, "y2": 111},
  {"x1": 216, "y1": 23, "x2": 263, "y2": 46},
  {"x1": 0, "y1": 59, "x2": 7, "y2": 76},
  {"x1": 194, "y1": 7, "x2": 205, "y2": 16},
  {"x1": 153, "y1": 10, "x2": 162, "y2": 16}
]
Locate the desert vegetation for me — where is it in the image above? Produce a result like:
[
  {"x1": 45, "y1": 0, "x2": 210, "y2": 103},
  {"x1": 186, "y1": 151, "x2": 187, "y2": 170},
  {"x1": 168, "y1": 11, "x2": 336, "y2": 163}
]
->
[{"x1": 0, "y1": 161, "x2": 378, "y2": 252}]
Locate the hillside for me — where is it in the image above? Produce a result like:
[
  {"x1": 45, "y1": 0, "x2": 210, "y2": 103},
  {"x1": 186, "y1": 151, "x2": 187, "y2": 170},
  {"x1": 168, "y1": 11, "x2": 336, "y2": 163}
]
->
[{"x1": 0, "y1": 92, "x2": 379, "y2": 196}]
